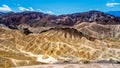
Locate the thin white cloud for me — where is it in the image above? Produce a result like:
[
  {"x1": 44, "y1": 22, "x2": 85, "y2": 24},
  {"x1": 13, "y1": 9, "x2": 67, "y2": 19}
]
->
[
  {"x1": 37, "y1": 9, "x2": 54, "y2": 14},
  {"x1": 106, "y1": 2, "x2": 120, "y2": 7},
  {"x1": 29, "y1": 7, "x2": 34, "y2": 11},
  {"x1": 0, "y1": 4, "x2": 12, "y2": 11},
  {"x1": 19, "y1": 6, "x2": 34, "y2": 11},
  {"x1": 46, "y1": 11, "x2": 54, "y2": 14},
  {"x1": 19, "y1": 7, "x2": 28, "y2": 11},
  {"x1": 37, "y1": 9, "x2": 42, "y2": 11}
]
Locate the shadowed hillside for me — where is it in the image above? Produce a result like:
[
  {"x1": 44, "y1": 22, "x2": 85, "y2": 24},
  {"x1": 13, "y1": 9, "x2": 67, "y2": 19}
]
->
[
  {"x1": 0, "y1": 10, "x2": 120, "y2": 29},
  {"x1": 0, "y1": 25, "x2": 120, "y2": 67}
]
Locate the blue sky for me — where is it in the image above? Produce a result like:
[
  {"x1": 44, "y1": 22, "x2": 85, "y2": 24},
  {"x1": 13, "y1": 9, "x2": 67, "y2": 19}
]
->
[{"x1": 0, "y1": 0, "x2": 120, "y2": 15}]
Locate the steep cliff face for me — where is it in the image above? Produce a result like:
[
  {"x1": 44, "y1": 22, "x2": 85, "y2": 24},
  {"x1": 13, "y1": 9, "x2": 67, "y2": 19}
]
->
[{"x1": 0, "y1": 26, "x2": 120, "y2": 68}]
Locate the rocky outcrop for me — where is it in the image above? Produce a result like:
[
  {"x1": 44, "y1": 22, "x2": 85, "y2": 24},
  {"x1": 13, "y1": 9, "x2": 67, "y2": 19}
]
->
[
  {"x1": 0, "y1": 26, "x2": 120, "y2": 68},
  {"x1": 74, "y1": 22, "x2": 120, "y2": 40}
]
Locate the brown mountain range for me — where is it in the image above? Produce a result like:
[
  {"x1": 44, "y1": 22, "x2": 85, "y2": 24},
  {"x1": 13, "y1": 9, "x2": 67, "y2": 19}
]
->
[{"x1": 0, "y1": 10, "x2": 120, "y2": 28}]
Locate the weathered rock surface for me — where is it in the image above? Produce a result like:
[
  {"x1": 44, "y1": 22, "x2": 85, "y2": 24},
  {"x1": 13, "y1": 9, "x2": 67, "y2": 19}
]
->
[
  {"x1": 74, "y1": 22, "x2": 120, "y2": 39},
  {"x1": 0, "y1": 24, "x2": 120, "y2": 68},
  {"x1": 0, "y1": 10, "x2": 120, "y2": 68}
]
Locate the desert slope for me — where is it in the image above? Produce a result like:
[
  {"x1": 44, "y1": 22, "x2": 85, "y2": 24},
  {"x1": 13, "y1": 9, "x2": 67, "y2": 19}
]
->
[
  {"x1": 74, "y1": 22, "x2": 120, "y2": 39},
  {"x1": 0, "y1": 24, "x2": 120, "y2": 67}
]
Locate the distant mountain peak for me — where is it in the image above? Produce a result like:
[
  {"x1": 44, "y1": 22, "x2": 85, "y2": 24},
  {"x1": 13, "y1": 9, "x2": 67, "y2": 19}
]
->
[
  {"x1": 88, "y1": 10, "x2": 103, "y2": 12},
  {"x1": 0, "y1": 10, "x2": 120, "y2": 29}
]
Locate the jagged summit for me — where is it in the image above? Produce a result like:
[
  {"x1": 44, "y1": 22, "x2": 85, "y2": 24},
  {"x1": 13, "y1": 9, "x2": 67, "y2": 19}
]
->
[{"x1": 0, "y1": 10, "x2": 120, "y2": 29}]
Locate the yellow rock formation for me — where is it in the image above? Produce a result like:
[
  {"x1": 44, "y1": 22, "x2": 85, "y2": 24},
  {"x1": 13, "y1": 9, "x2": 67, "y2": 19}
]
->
[{"x1": 0, "y1": 26, "x2": 120, "y2": 68}]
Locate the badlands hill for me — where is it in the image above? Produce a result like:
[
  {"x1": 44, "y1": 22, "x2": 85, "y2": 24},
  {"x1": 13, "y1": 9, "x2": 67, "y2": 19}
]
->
[
  {"x1": 0, "y1": 10, "x2": 120, "y2": 68},
  {"x1": 0, "y1": 23, "x2": 120, "y2": 68}
]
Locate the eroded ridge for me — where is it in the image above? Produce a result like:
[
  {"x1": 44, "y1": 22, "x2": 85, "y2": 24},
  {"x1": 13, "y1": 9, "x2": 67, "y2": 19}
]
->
[{"x1": 0, "y1": 26, "x2": 120, "y2": 68}]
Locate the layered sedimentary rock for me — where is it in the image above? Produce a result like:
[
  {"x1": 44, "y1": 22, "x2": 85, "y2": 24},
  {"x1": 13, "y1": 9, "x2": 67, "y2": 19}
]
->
[
  {"x1": 0, "y1": 10, "x2": 120, "y2": 68},
  {"x1": 0, "y1": 24, "x2": 120, "y2": 68},
  {"x1": 74, "y1": 22, "x2": 120, "y2": 39}
]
